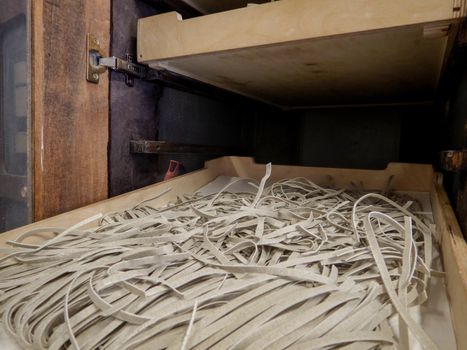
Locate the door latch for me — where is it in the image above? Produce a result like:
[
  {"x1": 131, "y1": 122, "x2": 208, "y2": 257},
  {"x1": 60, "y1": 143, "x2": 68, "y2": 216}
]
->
[{"x1": 86, "y1": 33, "x2": 156, "y2": 87}]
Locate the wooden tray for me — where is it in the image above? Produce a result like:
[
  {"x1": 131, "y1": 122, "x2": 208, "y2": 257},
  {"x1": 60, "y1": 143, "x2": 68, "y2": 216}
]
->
[
  {"x1": 1, "y1": 157, "x2": 466, "y2": 348},
  {"x1": 138, "y1": 0, "x2": 466, "y2": 108}
]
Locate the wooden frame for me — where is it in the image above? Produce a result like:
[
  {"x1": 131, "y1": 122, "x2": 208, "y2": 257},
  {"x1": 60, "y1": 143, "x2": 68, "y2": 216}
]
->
[
  {"x1": 1, "y1": 156, "x2": 466, "y2": 348},
  {"x1": 138, "y1": 0, "x2": 467, "y2": 108}
]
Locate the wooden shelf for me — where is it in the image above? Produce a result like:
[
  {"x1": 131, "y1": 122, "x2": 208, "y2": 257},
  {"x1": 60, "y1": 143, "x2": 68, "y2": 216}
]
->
[{"x1": 138, "y1": 0, "x2": 466, "y2": 108}]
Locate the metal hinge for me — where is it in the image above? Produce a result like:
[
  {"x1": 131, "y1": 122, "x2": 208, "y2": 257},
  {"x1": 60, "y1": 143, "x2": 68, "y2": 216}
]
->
[{"x1": 86, "y1": 33, "x2": 157, "y2": 87}]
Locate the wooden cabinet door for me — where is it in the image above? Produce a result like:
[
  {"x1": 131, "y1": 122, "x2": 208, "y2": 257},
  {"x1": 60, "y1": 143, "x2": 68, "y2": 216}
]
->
[{"x1": 32, "y1": 0, "x2": 110, "y2": 221}]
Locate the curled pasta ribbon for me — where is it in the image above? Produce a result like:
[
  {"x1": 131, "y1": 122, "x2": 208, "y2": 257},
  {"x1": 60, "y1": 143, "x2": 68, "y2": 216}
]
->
[{"x1": 0, "y1": 165, "x2": 439, "y2": 349}]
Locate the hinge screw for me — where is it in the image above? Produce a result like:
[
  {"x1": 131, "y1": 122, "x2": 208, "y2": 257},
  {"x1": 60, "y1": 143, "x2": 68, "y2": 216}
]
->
[{"x1": 92, "y1": 73, "x2": 99, "y2": 80}]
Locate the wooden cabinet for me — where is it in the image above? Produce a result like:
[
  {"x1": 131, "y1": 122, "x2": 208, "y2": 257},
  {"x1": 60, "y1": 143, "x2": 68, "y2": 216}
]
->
[{"x1": 0, "y1": 2, "x2": 466, "y2": 348}]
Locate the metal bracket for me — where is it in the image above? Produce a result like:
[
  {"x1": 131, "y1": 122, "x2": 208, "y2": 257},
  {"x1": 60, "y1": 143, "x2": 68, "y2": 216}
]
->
[
  {"x1": 99, "y1": 54, "x2": 156, "y2": 87},
  {"x1": 86, "y1": 33, "x2": 157, "y2": 86},
  {"x1": 439, "y1": 150, "x2": 467, "y2": 172},
  {"x1": 130, "y1": 140, "x2": 233, "y2": 155}
]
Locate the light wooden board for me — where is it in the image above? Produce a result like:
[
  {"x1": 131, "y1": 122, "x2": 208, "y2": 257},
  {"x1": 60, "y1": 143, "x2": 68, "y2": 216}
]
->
[
  {"x1": 138, "y1": 0, "x2": 466, "y2": 108},
  {"x1": 0, "y1": 156, "x2": 465, "y2": 348},
  {"x1": 32, "y1": 0, "x2": 110, "y2": 220},
  {"x1": 430, "y1": 178, "x2": 467, "y2": 350}
]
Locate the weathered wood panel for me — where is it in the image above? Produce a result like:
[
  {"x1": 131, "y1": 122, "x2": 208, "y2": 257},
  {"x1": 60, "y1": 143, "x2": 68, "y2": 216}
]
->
[{"x1": 32, "y1": 0, "x2": 110, "y2": 220}]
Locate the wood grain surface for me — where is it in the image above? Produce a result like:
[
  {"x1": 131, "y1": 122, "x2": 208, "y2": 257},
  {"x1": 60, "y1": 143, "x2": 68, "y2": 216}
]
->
[
  {"x1": 32, "y1": 0, "x2": 110, "y2": 220},
  {"x1": 138, "y1": 0, "x2": 464, "y2": 107},
  {"x1": 431, "y1": 177, "x2": 467, "y2": 349},
  {"x1": 138, "y1": 0, "x2": 459, "y2": 60}
]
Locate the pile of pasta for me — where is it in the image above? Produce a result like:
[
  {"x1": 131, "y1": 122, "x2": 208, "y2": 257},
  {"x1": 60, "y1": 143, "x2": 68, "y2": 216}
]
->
[{"x1": 0, "y1": 164, "x2": 440, "y2": 349}]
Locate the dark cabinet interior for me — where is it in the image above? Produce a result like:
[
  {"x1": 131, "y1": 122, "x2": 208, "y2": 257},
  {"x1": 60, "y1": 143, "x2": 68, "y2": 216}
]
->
[{"x1": 109, "y1": 0, "x2": 467, "y2": 239}]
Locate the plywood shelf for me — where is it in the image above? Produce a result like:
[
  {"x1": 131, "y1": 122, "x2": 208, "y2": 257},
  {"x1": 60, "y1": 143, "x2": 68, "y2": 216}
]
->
[{"x1": 138, "y1": 0, "x2": 466, "y2": 108}]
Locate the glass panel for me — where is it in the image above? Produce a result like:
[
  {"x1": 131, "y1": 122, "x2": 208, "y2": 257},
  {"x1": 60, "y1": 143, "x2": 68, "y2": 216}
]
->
[{"x1": 0, "y1": 0, "x2": 30, "y2": 232}]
